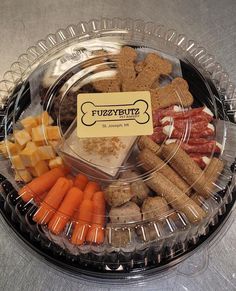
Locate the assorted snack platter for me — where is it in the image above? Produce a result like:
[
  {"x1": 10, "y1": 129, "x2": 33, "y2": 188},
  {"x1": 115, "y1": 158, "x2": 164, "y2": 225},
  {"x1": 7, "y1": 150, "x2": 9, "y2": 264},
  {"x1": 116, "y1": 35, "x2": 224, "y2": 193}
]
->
[{"x1": 0, "y1": 19, "x2": 235, "y2": 279}]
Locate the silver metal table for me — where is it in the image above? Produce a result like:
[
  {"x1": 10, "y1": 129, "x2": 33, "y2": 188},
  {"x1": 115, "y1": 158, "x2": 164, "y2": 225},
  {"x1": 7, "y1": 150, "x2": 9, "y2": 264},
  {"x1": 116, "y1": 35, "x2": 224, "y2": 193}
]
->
[{"x1": 0, "y1": 0, "x2": 236, "y2": 290}]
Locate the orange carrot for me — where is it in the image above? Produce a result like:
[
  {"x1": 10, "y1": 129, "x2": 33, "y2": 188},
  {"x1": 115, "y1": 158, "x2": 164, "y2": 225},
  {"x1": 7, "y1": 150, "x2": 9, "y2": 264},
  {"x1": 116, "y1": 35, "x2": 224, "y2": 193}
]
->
[
  {"x1": 33, "y1": 177, "x2": 72, "y2": 224},
  {"x1": 71, "y1": 199, "x2": 94, "y2": 245},
  {"x1": 74, "y1": 173, "x2": 89, "y2": 190},
  {"x1": 86, "y1": 191, "x2": 105, "y2": 244},
  {"x1": 19, "y1": 166, "x2": 69, "y2": 202},
  {"x1": 48, "y1": 187, "x2": 84, "y2": 235},
  {"x1": 83, "y1": 181, "x2": 100, "y2": 200},
  {"x1": 34, "y1": 192, "x2": 48, "y2": 206}
]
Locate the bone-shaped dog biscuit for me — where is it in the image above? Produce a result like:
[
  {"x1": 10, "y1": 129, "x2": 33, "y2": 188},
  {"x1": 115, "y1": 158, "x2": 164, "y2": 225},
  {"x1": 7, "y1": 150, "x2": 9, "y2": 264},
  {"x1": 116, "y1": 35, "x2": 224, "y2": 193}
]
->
[
  {"x1": 81, "y1": 100, "x2": 150, "y2": 126},
  {"x1": 118, "y1": 47, "x2": 137, "y2": 91},
  {"x1": 150, "y1": 77, "x2": 194, "y2": 110},
  {"x1": 92, "y1": 76, "x2": 121, "y2": 92},
  {"x1": 124, "y1": 53, "x2": 172, "y2": 91},
  {"x1": 135, "y1": 61, "x2": 145, "y2": 73}
]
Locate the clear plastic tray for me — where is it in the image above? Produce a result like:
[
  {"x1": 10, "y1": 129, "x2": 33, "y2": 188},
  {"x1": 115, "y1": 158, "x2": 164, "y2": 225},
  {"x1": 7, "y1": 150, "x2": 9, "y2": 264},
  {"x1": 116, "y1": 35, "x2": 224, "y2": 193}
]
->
[{"x1": 0, "y1": 18, "x2": 235, "y2": 281}]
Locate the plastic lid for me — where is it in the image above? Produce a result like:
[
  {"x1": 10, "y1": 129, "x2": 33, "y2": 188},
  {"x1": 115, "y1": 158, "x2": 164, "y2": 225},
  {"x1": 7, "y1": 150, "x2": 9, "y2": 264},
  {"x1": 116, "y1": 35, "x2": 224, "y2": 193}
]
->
[{"x1": 0, "y1": 19, "x2": 235, "y2": 272}]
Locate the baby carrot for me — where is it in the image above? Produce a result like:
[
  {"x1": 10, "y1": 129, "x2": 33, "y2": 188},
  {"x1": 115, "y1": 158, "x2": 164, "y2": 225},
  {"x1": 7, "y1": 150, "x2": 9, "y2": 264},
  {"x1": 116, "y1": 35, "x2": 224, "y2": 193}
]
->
[
  {"x1": 74, "y1": 174, "x2": 89, "y2": 191},
  {"x1": 48, "y1": 187, "x2": 84, "y2": 235},
  {"x1": 86, "y1": 225, "x2": 105, "y2": 244},
  {"x1": 34, "y1": 192, "x2": 48, "y2": 206},
  {"x1": 86, "y1": 191, "x2": 106, "y2": 244},
  {"x1": 83, "y1": 181, "x2": 100, "y2": 200},
  {"x1": 33, "y1": 177, "x2": 72, "y2": 224},
  {"x1": 71, "y1": 199, "x2": 94, "y2": 245},
  {"x1": 19, "y1": 166, "x2": 69, "y2": 202}
]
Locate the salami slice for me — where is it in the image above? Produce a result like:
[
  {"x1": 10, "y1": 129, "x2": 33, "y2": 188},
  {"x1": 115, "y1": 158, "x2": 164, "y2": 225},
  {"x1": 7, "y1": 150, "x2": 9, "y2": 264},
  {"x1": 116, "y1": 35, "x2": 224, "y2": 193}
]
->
[
  {"x1": 153, "y1": 105, "x2": 183, "y2": 126},
  {"x1": 189, "y1": 153, "x2": 210, "y2": 169},
  {"x1": 165, "y1": 107, "x2": 213, "y2": 121},
  {"x1": 186, "y1": 138, "x2": 214, "y2": 145},
  {"x1": 161, "y1": 119, "x2": 210, "y2": 133},
  {"x1": 150, "y1": 127, "x2": 166, "y2": 143},
  {"x1": 161, "y1": 114, "x2": 211, "y2": 126},
  {"x1": 179, "y1": 140, "x2": 221, "y2": 154},
  {"x1": 162, "y1": 123, "x2": 214, "y2": 139}
]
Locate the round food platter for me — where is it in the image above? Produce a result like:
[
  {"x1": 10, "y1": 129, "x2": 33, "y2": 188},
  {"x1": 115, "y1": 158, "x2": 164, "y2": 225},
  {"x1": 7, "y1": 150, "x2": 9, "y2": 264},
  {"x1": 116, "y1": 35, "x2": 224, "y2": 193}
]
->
[{"x1": 0, "y1": 18, "x2": 235, "y2": 281}]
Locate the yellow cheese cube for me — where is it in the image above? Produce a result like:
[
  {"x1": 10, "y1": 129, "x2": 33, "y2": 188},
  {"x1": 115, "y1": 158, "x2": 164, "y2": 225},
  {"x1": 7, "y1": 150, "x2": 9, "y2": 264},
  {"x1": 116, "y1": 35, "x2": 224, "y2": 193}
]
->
[
  {"x1": 15, "y1": 142, "x2": 25, "y2": 151},
  {"x1": 38, "y1": 145, "x2": 55, "y2": 160},
  {"x1": 35, "y1": 140, "x2": 47, "y2": 146},
  {"x1": 11, "y1": 155, "x2": 25, "y2": 170},
  {"x1": 46, "y1": 126, "x2": 61, "y2": 140},
  {"x1": 0, "y1": 140, "x2": 20, "y2": 157},
  {"x1": 36, "y1": 111, "x2": 54, "y2": 126},
  {"x1": 49, "y1": 157, "x2": 63, "y2": 169},
  {"x1": 15, "y1": 169, "x2": 32, "y2": 183},
  {"x1": 20, "y1": 116, "x2": 38, "y2": 133},
  {"x1": 25, "y1": 141, "x2": 38, "y2": 150},
  {"x1": 28, "y1": 160, "x2": 49, "y2": 177},
  {"x1": 48, "y1": 140, "x2": 59, "y2": 148},
  {"x1": 14, "y1": 129, "x2": 31, "y2": 146},
  {"x1": 31, "y1": 125, "x2": 47, "y2": 143},
  {"x1": 20, "y1": 146, "x2": 41, "y2": 167}
]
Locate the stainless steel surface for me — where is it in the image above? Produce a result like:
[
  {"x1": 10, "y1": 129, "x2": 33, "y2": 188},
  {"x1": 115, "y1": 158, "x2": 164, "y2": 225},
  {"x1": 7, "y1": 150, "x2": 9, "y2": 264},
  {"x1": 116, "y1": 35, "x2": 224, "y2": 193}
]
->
[{"x1": 0, "y1": 0, "x2": 236, "y2": 290}]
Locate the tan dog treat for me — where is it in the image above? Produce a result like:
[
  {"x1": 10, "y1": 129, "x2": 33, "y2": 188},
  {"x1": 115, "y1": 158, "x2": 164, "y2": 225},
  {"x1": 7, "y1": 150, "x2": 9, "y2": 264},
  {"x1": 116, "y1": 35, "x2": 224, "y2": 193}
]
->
[
  {"x1": 109, "y1": 201, "x2": 141, "y2": 224},
  {"x1": 123, "y1": 53, "x2": 172, "y2": 91},
  {"x1": 147, "y1": 172, "x2": 207, "y2": 223},
  {"x1": 135, "y1": 61, "x2": 145, "y2": 73},
  {"x1": 121, "y1": 170, "x2": 149, "y2": 205},
  {"x1": 134, "y1": 53, "x2": 172, "y2": 90},
  {"x1": 106, "y1": 224, "x2": 132, "y2": 248},
  {"x1": 137, "y1": 136, "x2": 161, "y2": 155},
  {"x1": 117, "y1": 46, "x2": 137, "y2": 91},
  {"x1": 150, "y1": 77, "x2": 194, "y2": 110},
  {"x1": 192, "y1": 157, "x2": 224, "y2": 202},
  {"x1": 139, "y1": 148, "x2": 191, "y2": 195},
  {"x1": 142, "y1": 196, "x2": 170, "y2": 220},
  {"x1": 161, "y1": 143, "x2": 209, "y2": 198},
  {"x1": 190, "y1": 192, "x2": 205, "y2": 206},
  {"x1": 92, "y1": 77, "x2": 121, "y2": 92},
  {"x1": 204, "y1": 157, "x2": 224, "y2": 192},
  {"x1": 104, "y1": 180, "x2": 133, "y2": 207}
]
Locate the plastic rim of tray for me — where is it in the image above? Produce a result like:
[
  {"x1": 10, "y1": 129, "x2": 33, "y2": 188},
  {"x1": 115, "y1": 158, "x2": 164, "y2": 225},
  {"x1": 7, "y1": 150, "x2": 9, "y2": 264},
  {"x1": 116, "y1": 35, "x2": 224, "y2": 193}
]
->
[{"x1": 0, "y1": 18, "x2": 236, "y2": 278}]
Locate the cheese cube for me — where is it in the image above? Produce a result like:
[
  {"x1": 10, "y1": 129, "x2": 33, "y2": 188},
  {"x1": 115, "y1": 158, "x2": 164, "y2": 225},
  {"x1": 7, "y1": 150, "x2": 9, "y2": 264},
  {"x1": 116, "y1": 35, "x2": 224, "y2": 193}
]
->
[
  {"x1": 20, "y1": 116, "x2": 38, "y2": 133},
  {"x1": 15, "y1": 169, "x2": 32, "y2": 183},
  {"x1": 20, "y1": 146, "x2": 41, "y2": 167},
  {"x1": 31, "y1": 125, "x2": 47, "y2": 143},
  {"x1": 35, "y1": 140, "x2": 47, "y2": 146},
  {"x1": 46, "y1": 126, "x2": 61, "y2": 140},
  {"x1": 38, "y1": 145, "x2": 55, "y2": 160},
  {"x1": 28, "y1": 160, "x2": 49, "y2": 177},
  {"x1": 25, "y1": 141, "x2": 38, "y2": 150},
  {"x1": 15, "y1": 142, "x2": 25, "y2": 151},
  {"x1": 0, "y1": 140, "x2": 20, "y2": 157},
  {"x1": 11, "y1": 155, "x2": 25, "y2": 170},
  {"x1": 36, "y1": 111, "x2": 54, "y2": 125},
  {"x1": 49, "y1": 140, "x2": 59, "y2": 148},
  {"x1": 49, "y1": 157, "x2": 63, "y2": 169},
  {"x1": 14, "y1": 130, "x2": 31, "y2": 147}
]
